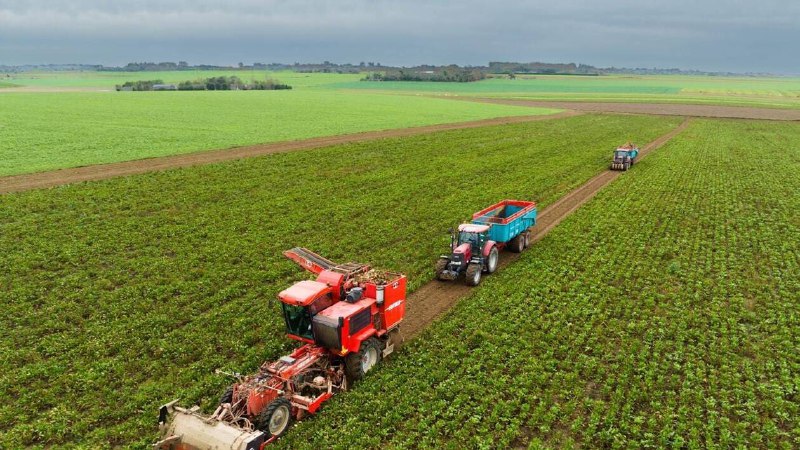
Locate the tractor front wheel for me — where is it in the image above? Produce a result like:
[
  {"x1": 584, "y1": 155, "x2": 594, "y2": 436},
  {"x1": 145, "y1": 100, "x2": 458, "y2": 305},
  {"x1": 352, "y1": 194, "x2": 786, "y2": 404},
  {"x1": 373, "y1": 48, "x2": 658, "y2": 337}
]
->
[
  {"x1": 486, "y1": 247, "x2": 499, "y2": 273},
  {"x1": 435, "y1": 258, "x2": 449, "y2": 280},
  {"x1": 345, "y1": 338, "x2": 382, "y2": 381},
  {"x1": 258, "y1": 398, "x2": 293, "y2": 438},
  {"x1": 465, "y1": 263, "x2": 482, "y2": 286}
]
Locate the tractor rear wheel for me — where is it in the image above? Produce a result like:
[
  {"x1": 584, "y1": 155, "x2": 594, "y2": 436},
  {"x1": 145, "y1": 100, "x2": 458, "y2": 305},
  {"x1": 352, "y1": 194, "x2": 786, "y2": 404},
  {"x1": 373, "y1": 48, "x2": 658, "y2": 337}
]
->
[
  {"x1": 435, "y1": 258, "x2": 449, "y2": 280},
  {"x1": 465, "y1": 263, "x2": 482, "y2": 286},
  {"x1": 486, "y1": 247, "x2": 499, "y2": 273},
  {"x1": 345, "y1": 338, "x2": 382, "y2": 381},
  {"x1": 218, "y1": 385, "x2": 233, "y2": 406},
  {"x1": 258, "y1": 398, "x2": 293, "y2": 438}
]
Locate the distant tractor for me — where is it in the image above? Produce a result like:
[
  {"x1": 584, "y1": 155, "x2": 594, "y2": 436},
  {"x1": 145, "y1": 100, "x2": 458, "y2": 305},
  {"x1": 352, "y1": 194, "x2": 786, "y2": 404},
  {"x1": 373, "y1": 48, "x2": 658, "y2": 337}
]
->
[
  {"x1": 435, "y1": 200, "x2": 537, "y2": 286},
  {"x1": 610, "y1": 143, "x2": 639, "y2": 171}
]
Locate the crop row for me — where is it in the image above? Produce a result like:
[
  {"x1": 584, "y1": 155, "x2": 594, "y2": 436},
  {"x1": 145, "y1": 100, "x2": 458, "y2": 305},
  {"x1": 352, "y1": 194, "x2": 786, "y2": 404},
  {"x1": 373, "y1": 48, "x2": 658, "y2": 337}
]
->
[
  {"x1": 0, "y1": 114, "x2": 681, "y2": 447},
  {"x1": 278, "y1": 118, "x2": 800, "y2": 448}
]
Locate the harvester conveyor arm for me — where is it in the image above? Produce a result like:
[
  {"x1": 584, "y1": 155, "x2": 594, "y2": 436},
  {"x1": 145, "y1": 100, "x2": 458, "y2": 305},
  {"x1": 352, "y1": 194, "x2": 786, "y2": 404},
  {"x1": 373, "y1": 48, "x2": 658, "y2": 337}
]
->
[{"x1": 283, "y1": 247, "x2": 337, "y2": 275}]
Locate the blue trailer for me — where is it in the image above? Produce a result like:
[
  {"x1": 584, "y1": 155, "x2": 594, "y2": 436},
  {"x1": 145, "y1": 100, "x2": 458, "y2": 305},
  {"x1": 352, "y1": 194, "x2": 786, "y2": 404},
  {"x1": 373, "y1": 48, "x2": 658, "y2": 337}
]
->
[{"x1": 435, "y1": 200, "x2": 537, "y2": 286}]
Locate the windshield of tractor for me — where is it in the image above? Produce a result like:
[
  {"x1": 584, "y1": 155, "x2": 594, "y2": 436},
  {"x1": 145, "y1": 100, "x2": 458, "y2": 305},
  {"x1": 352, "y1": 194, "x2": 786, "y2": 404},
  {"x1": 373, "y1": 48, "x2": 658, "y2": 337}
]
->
[
  {"x1": 458, "y1": 231, "x2": 483, "y2": 250},
  {"x1": 615, "y1": 151, "x2": 628, "y2": 159},
  {"x1": 282, "y1": 304, "x2": 313, "y2": 340}
]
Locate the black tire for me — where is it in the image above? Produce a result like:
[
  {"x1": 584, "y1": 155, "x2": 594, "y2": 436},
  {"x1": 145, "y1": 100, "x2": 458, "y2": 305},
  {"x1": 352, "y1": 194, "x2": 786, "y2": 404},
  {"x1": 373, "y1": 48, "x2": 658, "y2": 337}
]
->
[
  {"x1": 345, "y1": 337, "x2": 382, "y2": 381},
  {"x1": 219, "y1": 385, "x2": 233, "y2": 405},
  {"x1": 624, "y1": 162, "x2": 630, "y2": 171},
  {"x1": 435, "y1": 258, "x2": 449, "y2": 280},
  {"x1": 257, "y1": 398, "x2": 293, "y2": 438},
  {"x1": 523, "y1": 231, "x2": 531, "y2": 249},
  {"x1": 485, "y1": 246, "x2": 499, "y2": 273},
  {"x1": 465, "y1": 263, "x2": 482, "y2": 286},
  {"x1": 509, "y1": 235, "x2": 524, "y2": 253}
]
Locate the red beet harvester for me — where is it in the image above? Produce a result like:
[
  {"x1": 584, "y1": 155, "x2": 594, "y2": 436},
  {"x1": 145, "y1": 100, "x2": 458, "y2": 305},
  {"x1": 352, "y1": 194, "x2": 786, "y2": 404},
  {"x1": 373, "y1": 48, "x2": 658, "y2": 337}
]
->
[{"x1": 155, "y1": 248, "x2": 406, "y2": 449}]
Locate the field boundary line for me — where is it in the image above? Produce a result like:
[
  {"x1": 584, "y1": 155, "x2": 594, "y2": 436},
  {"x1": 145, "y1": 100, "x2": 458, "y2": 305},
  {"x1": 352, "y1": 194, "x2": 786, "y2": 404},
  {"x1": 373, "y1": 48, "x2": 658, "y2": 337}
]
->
[
  {"x1": 0, "y1": 111, "x2": 579, "y2": 194},
  {"x1": 454, "y1": 98, "x2": 800, "y2": 121},
  {"x1": 401, "y1": 117, "x2": 692, "y2": 338}
]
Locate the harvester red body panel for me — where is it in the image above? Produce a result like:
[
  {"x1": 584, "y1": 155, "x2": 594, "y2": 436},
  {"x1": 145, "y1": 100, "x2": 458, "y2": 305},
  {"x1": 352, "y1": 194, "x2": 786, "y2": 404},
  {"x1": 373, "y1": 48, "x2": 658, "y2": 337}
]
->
[{"x1": 155, "y1": 248, "x2": 405, "y2": 449}]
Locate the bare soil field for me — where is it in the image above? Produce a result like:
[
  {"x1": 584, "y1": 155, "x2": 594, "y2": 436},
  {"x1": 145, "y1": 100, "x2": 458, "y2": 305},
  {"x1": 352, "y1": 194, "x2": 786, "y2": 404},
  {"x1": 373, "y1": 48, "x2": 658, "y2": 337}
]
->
[
  {"x1": 470, "y1": 99, "x2": 800, "y2": 121},
  {"x1": 0, "y1": 111, "x2": 578, "y2": 194},
  {"x1": 401, "y1": 118, "x2": 692, "y2": 338}
]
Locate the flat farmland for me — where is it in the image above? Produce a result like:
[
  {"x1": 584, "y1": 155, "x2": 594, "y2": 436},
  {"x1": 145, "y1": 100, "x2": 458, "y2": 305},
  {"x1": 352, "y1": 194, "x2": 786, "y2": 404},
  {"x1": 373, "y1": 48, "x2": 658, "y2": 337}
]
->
[
  {"x1": 278, "y1": 119, "x2": 800, "y2": 448},
  {"x1": 0, "y1": 114, "x2": 681, "y2": 447},
  {"x1": 336, "y1": 75, "x2": 800, "y2": 110},
  {"x1": 0, "y1": 90, "x2": 552, "y2": 176}
]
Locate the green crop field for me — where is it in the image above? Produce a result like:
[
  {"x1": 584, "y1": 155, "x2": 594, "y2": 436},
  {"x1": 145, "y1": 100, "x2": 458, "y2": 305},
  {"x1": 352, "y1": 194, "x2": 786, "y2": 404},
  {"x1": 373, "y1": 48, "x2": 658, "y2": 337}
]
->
[
  {"x1": 0, "y1": 114, "x2": 681, "y2": 448},
  {"x1": 279, "y1": 119, "x2": 800, "y2": 448},
  {"x1": 3, "y1": 70, "x2": 362, "y2": 89},
  {"x1": 0, "y1": 90, "x2": 552, "y2": 176},
  {"x1": 335, "y1": 75, "x2": 800, "y2": 109}
]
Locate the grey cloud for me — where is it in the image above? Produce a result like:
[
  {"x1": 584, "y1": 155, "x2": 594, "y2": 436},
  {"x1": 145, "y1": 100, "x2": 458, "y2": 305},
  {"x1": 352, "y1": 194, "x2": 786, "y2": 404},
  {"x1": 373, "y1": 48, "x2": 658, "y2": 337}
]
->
[{"x1": 0, "y1": 1, "x2": 798, "y2": 73}]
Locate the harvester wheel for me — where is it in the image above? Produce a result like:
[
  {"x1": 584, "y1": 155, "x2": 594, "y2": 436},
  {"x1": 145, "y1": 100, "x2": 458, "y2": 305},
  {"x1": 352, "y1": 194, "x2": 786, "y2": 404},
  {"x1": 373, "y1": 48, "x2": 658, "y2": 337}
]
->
[
  {"x1": 258, "y1": 398, "x2": 293, "y2": 438},
  {"x1": 509, "y1": 235, "x2": 524, "y2": 253},
  {"x1": 435, "y1": 258, "x2": 449, "y2": 280},
  {"x1": 218, "y1": 385, "x2": 234, "y2": 405},
  {"x1": 465, "y1": 263, "x2": 482, "y2": 286},
  {"x1": 486, "y1": 247, "x2": 499, "y2": 273},
  {"x1": 345, "y1": 338, "x2": 382, "y2": 381}
]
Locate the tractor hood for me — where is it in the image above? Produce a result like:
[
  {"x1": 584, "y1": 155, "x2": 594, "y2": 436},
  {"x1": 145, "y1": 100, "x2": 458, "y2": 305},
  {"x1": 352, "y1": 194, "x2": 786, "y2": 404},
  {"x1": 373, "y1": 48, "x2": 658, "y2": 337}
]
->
[{"x1": 453, "y1": 242, "x2": 471, "y2": 255}]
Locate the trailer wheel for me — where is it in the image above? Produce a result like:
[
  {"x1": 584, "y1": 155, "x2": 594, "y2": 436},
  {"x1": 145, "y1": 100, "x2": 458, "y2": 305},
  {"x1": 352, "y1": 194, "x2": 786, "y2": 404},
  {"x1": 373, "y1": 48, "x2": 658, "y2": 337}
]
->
[
  {"x1": 465, "y1": 263, "x2": 482, "y2": 286},
  {"x1": 345, "y1": 338, "x2": 382, "y2": 381},
  {"x1": 218, "y1": 385, "x2": 233, "y2": 405},
  {"x1": 509, "y1": 235, "x2": 524, "y2": 253},
  {"x1": 523, "y1": 232, "x2": 531, "y2": 248},
  {"x1": 435, "y1": 258, "x2": 449, "y2": 280},
  {"x1": 258, "y1": 398, "x2": 293, "y2": 438},
  {"x1": 485, "y1": 247, "x2": 499, "y2": 273}
]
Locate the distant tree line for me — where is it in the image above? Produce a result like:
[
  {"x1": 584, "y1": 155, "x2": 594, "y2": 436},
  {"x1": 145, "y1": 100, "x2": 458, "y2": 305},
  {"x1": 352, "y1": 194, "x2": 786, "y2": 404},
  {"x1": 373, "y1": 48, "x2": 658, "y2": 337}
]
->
[
  {"x1": 362, "y1": 68, "x2": 486, "y2": 83},
  {"x1": 115, "y1": 76, "x2": 291, "y2": 91}
]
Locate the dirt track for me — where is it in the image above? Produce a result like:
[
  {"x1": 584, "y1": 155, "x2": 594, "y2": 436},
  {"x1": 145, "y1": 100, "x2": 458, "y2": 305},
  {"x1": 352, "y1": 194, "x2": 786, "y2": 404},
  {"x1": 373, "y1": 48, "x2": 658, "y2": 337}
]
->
[
  {"x1": 0, "y1": 111, "x2": 579, "y2": 194},
  {"x1": 400, "y1": 118, "x2": 692, "y2": 338},
  {"x1": 466, "y1": 99, "x2": 800, "y2": 121}
]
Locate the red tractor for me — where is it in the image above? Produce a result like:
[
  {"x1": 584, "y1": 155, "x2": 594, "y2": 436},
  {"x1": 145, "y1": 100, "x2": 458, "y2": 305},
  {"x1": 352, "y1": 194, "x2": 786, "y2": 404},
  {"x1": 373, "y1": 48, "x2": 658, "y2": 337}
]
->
[{"x1": 155, "y1": 248, "x2": 406, "y2": 449}]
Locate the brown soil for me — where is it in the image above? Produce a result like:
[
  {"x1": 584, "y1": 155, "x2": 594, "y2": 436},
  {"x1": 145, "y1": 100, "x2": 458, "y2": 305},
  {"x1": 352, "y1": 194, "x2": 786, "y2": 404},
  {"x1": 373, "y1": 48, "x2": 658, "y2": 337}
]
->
[
  {"x1": 400, "y1": 118, "x2": 692, "y2": 339},
  {"x1": 0, "y1": 111, "x2": 579, "y2": 195},
  {"x1": 466, "y1": 99, "x2": 800, "y2": 121}
]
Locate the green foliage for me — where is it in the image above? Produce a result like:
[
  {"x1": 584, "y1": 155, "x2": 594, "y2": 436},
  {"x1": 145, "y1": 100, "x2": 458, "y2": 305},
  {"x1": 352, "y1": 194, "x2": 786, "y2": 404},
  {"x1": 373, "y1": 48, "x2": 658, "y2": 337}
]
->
[
  {"x1": 363, "y1": 68, "x2": 486, "y2": 82},
  {"x1": 0, "y1": 114, "x2": 680, "y2": 448},
  {"x1": 279, "y1": 119, "x2": 800, "y2": 448},
  {"x1": 0, "y1": 91, "x2": 550, "y2": 176},
  {"x1": 115, "y1": 79, "x2": 165, "y2": 91}
]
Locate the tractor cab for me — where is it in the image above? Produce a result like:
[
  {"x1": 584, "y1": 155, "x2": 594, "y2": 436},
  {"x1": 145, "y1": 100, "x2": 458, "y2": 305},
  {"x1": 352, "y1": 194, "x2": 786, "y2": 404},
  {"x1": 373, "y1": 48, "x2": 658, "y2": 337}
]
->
[
  {"x1": 277, "y1": 280, "x2": 335, "y2": 342},
  {"x1": 614, "y1": 150, "x2": 629, "y2": 161},
  {"x1": 454, "y1": 223, "x2": 491, "y2": 258}
]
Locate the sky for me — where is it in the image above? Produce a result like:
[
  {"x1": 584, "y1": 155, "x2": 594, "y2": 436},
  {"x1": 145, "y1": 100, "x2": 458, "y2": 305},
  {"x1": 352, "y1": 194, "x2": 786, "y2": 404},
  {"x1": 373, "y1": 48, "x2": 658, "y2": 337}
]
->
[{"x1": 0, "y1": 0, "x2": 798, "y2": 74}]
